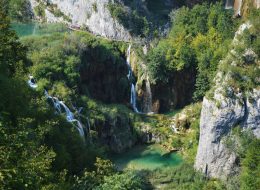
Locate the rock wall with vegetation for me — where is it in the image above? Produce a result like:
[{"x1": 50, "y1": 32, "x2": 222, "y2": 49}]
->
[
  {"x1": 28, "y1": 0, "x2": 132, "y2": 41},
  {"x1": 21, "y1": 31, "x2": 142, "y2": 154},
  {"x1": 2, "y1": 0, "x2": 260, "y2": 189},
  {"x1": 145, "y1": 2, "x2": 236, "y2": 112},
  {"x1": 195, "y1": 10, "x2": 260, "y2": 182}
]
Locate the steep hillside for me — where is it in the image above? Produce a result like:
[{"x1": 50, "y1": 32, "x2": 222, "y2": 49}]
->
[
  {"x1": 1, "y1": 0, "x2": 260, "y2": 189},
  {"x1": 195, "y1": 12, "x2": 260, "y2": 181}
]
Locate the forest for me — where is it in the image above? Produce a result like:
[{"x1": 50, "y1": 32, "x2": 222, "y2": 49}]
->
[{"x1": 1, "y1": 0, "x2": 259, "y2": 189}]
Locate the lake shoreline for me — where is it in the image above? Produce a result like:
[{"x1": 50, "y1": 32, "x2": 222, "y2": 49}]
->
[{"x1": 110, "y1": 143, "x2": 183, "y2": 171}]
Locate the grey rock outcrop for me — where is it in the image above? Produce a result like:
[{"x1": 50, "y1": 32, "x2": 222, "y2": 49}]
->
[
  {"x1": 195, "y1": 23, "x2": 260, "y2": 179},
  {"x1": 29, "y1": 0, "x2": 132, "y2": 41},
  {"x1": 195, "y1": 88, "x2": 260, "y2": 178}
]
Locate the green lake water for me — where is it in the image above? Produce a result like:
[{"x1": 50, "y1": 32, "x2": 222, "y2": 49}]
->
[
  {"x1": 11, "y1": 22, "x2": 67, "y2": 37},
  {"x1": 111, "y1": 144, "x2": 182, "y2": 171}
]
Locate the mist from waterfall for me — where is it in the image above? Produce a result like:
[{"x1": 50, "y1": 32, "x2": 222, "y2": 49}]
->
[
  {"x1": 225, "y1": 0, "x2": 234, "y2": 9},
  {"x1": 28, "y1": 75, "x2": 88, "y2": 138},
  {"x1": 143, "y1": 76, "x2": 153, "y2": 114},
  {"x1": 126, "y1": 45, "x2": 139, "y2": 113}
]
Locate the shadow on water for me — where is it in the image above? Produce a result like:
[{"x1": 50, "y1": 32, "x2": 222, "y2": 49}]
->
[{"x1": 110, "y1": 144, "x2": 182, "y2": 171}]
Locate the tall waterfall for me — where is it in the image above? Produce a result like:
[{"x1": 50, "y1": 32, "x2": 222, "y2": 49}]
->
[
  {"x1": 28, "y1": 75, "x2": 87, "y2": 138},
  {"x1": 225, "y1": 0, "x2": 234, "y2": 9},
  {"x1": 143, "y1": 76, "x2": 153, "y2": 113},
  {"x1": 126, "y1": 45, "x2": 139, "y2": 113}
]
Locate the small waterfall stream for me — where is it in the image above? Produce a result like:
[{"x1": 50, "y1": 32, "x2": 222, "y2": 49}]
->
[
  {"x1": 28, "y1": 75, "x2": 38, "y2": 88},
  {"x1": 143, "y1": 76, "x2": 153, "y2": 114},
  {"x1": 44, "y1": 90, "x2": 85, "y2": 137},
  {"x1": 235, "y1": 0, "x2": 242, "y2": 16},
  {"x1": 28, "y1": 75, "x2": 88, "y2": 138},
  {"x1": 225, "y1": 0, "x2": 234, "y2": 9},
  {"x1": 126, "y1": 45, "x2": 140, "y2": 113}
]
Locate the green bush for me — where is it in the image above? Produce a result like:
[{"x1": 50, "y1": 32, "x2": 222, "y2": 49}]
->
[
  {"x1": 107, "y1": 2, "x2": 150, "y2": 37},
  {"x1": 9, "y1": 0, "x2": 32, "y2": 21},
  {"x1": 34, "y1": 2, "x2": 46, "y2": 18}
]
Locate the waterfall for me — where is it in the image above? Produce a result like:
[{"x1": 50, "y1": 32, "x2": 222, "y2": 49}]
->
[
  {"x1": 126, "y1": 45, "x2": 140, "y2": 113},
  {"x1": 44, "y1": 90, "x2": 85, "y2": 137},
  {"x1": 59, "y1": 101, "x2": 75, "y2": 121},
  {"x1": 27, "y1": 75, "x2": 86, "y2": 138},
  {"x1": 28, "y1": 75, "x2": 38, "y2": 88},
  {"x1": 130, "y1": 84, "x2": 139, "y2": 113},
  {"x1": 143, "y1": 76, "x2": 153, "y2": 114},
  {"x1": 225, "y1": 0, "x2": 234, "y2": 9},
  {"x1": 126, "y1": 45, "x2": 132, "y2": 79}
]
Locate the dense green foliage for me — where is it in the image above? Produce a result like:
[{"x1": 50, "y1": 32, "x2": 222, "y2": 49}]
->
[
  {"x1": 8, "y1": 0, "x2": 32, "y2": 21},
  {"x1": 147, "y1": 2, "x2": 236, "y2": 101},
  {"x1": 146, "y1": 163, "x2": 225, "y2": 190},
  {"x1": 108, "y1": 2, "x2": 150, "y2": 37},
  {"x1": 215, "y1": 9, "x2": 260, "y2": 96},
  {"x1": 0, "y1": 2, "x2": 139, "y2": 189},
  {"x1": 1, "y1": 0, "x2": 260, "y2": 189},
  {"x1": 224, "y1": 127, "x2": 260, "y2": 190},
  {"x1": 74, "y1": 158, "x2": 146, "y2": 189},
  {"x1": 240, "y1": 139, "x2": 260, "y2": 190},
  {"x1": 21, "y1": 30, "x2": 130, "y2": 104},
  {"x1": 0, "y1": 4, "x2": 68, "y2": 189}
]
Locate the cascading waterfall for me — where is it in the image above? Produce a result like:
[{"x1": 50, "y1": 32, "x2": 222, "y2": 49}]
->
[
  {"x1": 126, "y1": 45, "x2": 139, "y2": 113},
  {"x1": 225, "y1": 0, "x2": 234, "y2": 9},
  {"x1": 28, "y1": 75, "x2": 87, "y2": 138},
  {"x1": 44, "y1": 90, "x2": 85, "y2": 137},
  {"x1": 126, "y1": 45, "x2": 132, "y2": 79}
]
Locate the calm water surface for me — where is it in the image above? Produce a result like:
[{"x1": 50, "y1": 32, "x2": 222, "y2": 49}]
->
[
  {"x1": 11, "y1": 22, "x2": 67, "y2": 37},
  {"x1": 111, "y1": 144, "x2": 182, "y2": 170}
]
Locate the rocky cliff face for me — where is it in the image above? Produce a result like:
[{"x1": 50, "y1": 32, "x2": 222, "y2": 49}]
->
[
  {"x1": 227, "y1": 0, "x2": 260, "y2": 16},
  {"x1": 195, "y1": 87, "x2": 260, "y2": 178},
  {"x1": 29, "y1": 0, "x2": 132, "y2": 41},
  {"x1": 96, "y1": 112, "x2": 137, "y2": 153},
  {"x1": 195, "y1": 23, "x2": 260, "y2": 178}
]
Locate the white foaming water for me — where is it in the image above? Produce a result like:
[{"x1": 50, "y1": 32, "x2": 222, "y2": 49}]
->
[
  {"x1": 143, "y1": 76, "x2": 153, "y2": 114},
  {"x1": 28, "y1": 75, "x2": 38, "y2": 88},
  {"x1": 225, "y1": 0, "x2": 233, "y2": 9},
  {"x1": 126, "y1": 45, "x2": 132, "y2": 79},
  {"x1": 130, "y1": 83, "x2": 139, "y2": 113},
  {"x1": 28, "y1": 75, "x2": 86, "y2": 137},
  {"x1": 44, "y1": 90, "x2": 85, "y2": 137},
  {"x1": 126, "y1": 45, "x2": 140, "y2": 113}
]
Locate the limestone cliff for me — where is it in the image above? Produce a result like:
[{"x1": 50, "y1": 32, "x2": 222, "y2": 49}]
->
[
  {"x1": 195, "y1": 22, "x2": 260, "y2": 178},
  {"x1": 226, "y1": 0, "x2": 260, "y2": 16},
  {"x1": 29, "y1": 0, "x2": 132, "y2": 41}
]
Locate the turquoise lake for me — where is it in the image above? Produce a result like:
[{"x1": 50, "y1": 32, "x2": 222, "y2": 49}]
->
[{"x1": 111, "y1": 144, "x2": 182, "y2": 171}]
